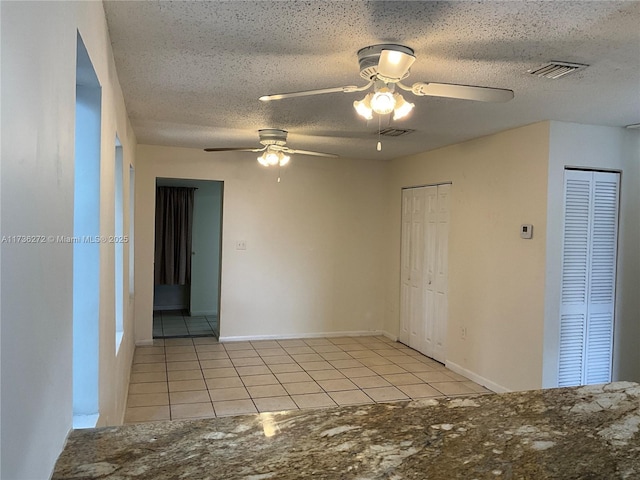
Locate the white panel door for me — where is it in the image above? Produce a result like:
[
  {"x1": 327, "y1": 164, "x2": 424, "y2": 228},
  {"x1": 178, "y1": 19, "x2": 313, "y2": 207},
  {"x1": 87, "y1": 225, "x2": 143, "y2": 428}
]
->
[
  {"x1": 400, "y1": 187, "x2": 426, "y2": 350},
  {"x1": 432, "y1": 184, "x2": 450, "y2": 362},
  {"x1": 399, "y1": 190, "x2": 413, "y2": 344},
  {"x1": 558, "y1": 170, "x2": 619, "y2": 387},
  {"x1": 408, "y1": 188, "x2": 426, "y2": 349},
  {"x1": 400, "y1": 185, "x2": 450, "y2": 361},
  {"x1": 422, "y1": 186, "x2": 438, "y2": 357}
]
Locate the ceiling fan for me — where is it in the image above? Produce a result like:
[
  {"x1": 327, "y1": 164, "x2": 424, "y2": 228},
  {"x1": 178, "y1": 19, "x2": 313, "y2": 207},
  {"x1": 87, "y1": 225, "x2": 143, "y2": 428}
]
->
[
  {"x1": 204, "y1": 128, "x2": 337, "y2": 167},
  {"x1": 259, "y1": 44, "x2": 514, "y2": 122}
]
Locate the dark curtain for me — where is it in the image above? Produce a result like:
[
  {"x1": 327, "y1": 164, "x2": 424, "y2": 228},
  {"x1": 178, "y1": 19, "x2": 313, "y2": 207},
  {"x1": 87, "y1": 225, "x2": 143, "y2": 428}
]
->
[{"x1": 154, "y1": 187, "x2": 196, "y2": 285}]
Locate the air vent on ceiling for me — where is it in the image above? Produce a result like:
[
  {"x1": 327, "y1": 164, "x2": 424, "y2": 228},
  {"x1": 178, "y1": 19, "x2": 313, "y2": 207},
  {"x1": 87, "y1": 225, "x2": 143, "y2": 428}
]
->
[
  {"x1": 378, "y1": 127, "x2": 415, "y2": 137},
  {"x1": 527, "y1": 61, "x2": 588, "y2": 79}
]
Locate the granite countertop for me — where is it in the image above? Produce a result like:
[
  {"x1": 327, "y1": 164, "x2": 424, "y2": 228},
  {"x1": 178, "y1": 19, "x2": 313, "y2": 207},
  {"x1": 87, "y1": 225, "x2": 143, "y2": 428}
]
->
[{"x1": 53, "y1": 382, "x2": 640, "y2": 479}]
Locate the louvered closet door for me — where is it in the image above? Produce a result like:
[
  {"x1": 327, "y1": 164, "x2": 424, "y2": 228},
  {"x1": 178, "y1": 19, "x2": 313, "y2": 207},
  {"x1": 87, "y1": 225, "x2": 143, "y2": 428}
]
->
[{"x1": 558, "y1": 170, "x2": 620, "y2": 387}]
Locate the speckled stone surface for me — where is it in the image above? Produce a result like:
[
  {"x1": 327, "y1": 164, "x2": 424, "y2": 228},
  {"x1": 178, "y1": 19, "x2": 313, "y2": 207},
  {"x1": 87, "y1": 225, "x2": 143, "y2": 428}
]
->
[{"x1": 53, "y1": 382, "x2": 640, "y2": 479}]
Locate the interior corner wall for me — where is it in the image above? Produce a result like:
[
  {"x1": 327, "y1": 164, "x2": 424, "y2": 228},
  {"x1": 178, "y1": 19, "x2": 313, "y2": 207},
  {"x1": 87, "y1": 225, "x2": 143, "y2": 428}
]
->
[
  {"x1": 0, "y1": 2, "x2": 136, "y2": 479},
  {"x1": 542, "y1": 122, "x2": 640, "y2": 387},
  {"x1": 134, "y1": 145, "x2": 389, "y2": 344},
  {"x1": 386, "y1": 122, "x2": 551, "y2": 392}
]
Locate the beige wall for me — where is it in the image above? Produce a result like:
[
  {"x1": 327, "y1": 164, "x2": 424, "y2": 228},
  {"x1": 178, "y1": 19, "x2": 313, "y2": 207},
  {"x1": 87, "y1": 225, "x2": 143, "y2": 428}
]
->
[
  {"x1": 386, "y1": 123, "x2": 551, "y2": 392},
  {"x1": 135, "y1": 145, "x2": 389, "y2": 343},
  {"x1": 1, "y1": 2, "x2": 136, "y2": 479}
]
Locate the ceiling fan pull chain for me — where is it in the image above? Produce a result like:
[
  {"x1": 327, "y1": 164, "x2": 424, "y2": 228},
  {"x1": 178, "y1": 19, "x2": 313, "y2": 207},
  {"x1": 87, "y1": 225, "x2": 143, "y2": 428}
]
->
[{"x1": 377, "y1": 116, "x2": 382, "y2": 151}]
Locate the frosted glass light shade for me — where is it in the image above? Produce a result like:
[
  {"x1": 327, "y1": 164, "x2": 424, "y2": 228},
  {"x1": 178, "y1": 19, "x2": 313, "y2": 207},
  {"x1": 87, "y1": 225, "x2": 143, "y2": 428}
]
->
[
  {"x1": 370, "y1": 89, "x2": 396, "y2": 114},
  {"x1": 279, "y1": 154, "x2": 290, "y2": 166},
  {"x1": 353, "y1": 93, "x2": 373, "y2": 120},
  {"x1": 393, "y1": 94, "x2": 414, "y2": 120},
  {"x1": 377, "y1": 49, "x2": 416, "y2": 82},
  {"x1": 257, "y1": 153, "x2": 270, "y2": 166}
]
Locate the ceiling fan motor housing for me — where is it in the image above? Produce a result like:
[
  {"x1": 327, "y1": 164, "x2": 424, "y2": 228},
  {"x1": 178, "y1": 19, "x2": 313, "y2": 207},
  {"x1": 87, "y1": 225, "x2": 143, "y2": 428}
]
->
[
  {"x1": 357, "y1": 44, "x2": 415, "y2": 81},
  {"x1": 258, "y1": 128, "x2": 288, "y2": 146}
]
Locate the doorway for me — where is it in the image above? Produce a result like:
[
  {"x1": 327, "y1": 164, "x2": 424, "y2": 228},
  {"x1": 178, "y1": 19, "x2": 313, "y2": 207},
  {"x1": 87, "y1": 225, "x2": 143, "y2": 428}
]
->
[
  {"x1": 399, "y1": 184, "x2": 450, "y2": 363},
  {"x1": 153, "y1": 178, "x2": 223, "y2": 338}
]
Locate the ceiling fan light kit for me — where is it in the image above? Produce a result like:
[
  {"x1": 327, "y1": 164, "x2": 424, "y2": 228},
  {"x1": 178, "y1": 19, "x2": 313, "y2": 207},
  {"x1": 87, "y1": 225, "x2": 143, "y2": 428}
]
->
[
  {"x1": 257, "y1": 147, "x2": 290, "y2": 167},
  {"x1": 353, "y1": 80, "x2": 415, "y2": 120}
]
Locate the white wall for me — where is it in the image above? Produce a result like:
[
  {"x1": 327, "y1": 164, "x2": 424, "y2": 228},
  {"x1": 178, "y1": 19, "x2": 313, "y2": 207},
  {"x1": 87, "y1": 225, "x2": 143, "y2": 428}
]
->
[
  {"x1": 135, "y1": 145, "x2": 389, "y2": 343},
  {"x1": 387, "y1": 123, "x2": 551, "y2": 392},
  {"x1": 0, "y1": 2, "x2": 136, "y2": 479},
  {"x1": 542, "y1": 122, "x2": 640, "y2": 387}
]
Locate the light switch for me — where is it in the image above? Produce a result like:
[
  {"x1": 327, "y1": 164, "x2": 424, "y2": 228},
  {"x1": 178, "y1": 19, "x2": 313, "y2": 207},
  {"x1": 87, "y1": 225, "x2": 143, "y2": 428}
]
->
[{"x1": 520, "y1": 224, "x2": 533, "y2": 239}]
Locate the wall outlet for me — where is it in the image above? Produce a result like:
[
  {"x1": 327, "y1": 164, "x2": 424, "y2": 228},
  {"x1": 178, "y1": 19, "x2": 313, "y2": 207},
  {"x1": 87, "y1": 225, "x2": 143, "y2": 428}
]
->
[
  {"x1": 460, "y1": 327, "x2": 467, "y2": 340},
  {"x1": 235, "y1": 240, "x2": 247, "y2": 250}
]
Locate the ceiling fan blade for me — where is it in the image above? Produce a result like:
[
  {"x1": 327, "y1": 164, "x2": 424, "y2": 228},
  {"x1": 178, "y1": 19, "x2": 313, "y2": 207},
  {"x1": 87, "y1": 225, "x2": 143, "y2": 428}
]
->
[
  {"x1": 377, "y1": 49, "x2": 416, "y2": 82},
  {"x1": 259, "y1": 85, "x2": 367, "y2": 101},
  {"x1": 203, "y1": 147, "x2": 264, "y2": 152},
  {"x1": 411, "y1": 82, "x2": 514, "y2": 102},
  {"x1": 286, "y1": 148, "x2": 338, "y2": 158}
]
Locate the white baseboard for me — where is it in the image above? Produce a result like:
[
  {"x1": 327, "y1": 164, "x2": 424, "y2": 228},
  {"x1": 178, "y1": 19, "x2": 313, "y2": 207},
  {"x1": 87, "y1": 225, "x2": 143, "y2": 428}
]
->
[
  {"x1": 379, "y1": 330, "x2": 398, "y2": 342},
  {"x1": 135, "y1": 339, "x2": 155, "y2": 346},
  {"x1": 219, "y1": 330, "x2": 387, "y2": 343},
  {"x1": 445, "y1": 361, "x2": 511, "y2": 393}
]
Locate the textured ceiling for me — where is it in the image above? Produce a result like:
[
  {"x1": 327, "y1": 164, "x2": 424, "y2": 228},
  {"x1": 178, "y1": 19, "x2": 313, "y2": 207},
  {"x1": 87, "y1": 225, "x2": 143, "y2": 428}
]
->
[{"x1": 103, "y1": 1, "x2": 640, "y2": 161}]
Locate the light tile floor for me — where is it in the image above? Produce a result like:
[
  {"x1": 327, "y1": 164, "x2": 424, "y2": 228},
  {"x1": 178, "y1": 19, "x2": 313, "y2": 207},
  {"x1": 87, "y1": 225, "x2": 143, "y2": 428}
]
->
[
  {"x1": 125, "y1": 335, "x2": 492, "y2": 423},
  {"x1": 153, "y1": 310, "x2": 218, "y2": 338}
]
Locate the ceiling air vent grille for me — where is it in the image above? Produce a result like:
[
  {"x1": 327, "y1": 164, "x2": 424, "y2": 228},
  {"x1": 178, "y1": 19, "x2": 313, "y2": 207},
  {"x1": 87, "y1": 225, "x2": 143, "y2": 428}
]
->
[
  {"x1": 379, "y1": 127, "x2": 415, "y2": 137},
  {"x1": 527, "y1": 61, "x2": 588, "y2": 79}
]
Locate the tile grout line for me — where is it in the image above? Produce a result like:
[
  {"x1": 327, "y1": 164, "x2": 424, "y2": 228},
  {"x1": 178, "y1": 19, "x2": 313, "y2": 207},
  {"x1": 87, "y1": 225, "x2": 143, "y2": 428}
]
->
[
  {"x1": 249, "y1": 344, "x2": 274, "y2": 414},
  {"x1": 207, "y1": 341, "x2": 229, "y2": 418}
]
